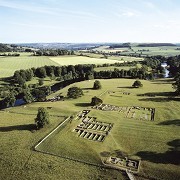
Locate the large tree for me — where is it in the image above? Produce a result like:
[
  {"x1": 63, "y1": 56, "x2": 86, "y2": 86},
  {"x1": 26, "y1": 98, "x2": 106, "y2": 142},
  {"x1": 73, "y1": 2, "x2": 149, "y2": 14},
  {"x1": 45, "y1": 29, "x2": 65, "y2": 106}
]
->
[
  {"x1": 93, "y1": 80, "x2": 102, "y2": 89},
  {"x1": 35, "y1": 107, "x2": 49, "y2": 129},
  {"x1": 67, "y1": 86, "x2": 83, "y2": 99}
]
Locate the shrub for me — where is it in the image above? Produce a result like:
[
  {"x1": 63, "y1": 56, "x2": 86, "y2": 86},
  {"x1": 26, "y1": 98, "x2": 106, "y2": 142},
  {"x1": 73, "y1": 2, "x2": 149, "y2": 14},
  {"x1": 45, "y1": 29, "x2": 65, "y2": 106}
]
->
[{"x1": 132, "y1": 80, "x2": 143, "y2": 88}]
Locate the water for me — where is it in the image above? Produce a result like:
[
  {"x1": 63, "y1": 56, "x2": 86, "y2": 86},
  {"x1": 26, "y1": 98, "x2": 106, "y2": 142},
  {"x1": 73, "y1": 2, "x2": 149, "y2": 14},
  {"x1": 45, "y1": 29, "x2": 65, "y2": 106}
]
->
[
  {"x1": 161, "y1": 62, "x2": 169, "y2": 78},
  {"x1": 14, "y1": 98, "x2": 26, "y2": 106}
]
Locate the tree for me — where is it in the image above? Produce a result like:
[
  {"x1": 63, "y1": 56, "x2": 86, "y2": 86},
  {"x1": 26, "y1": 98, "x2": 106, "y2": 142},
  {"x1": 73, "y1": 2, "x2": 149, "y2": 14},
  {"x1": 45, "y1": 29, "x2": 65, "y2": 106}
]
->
[
  {"x1": 23, "y1": 90, "x2": 34, "y2": 103},
  {"x1": 93, "y1": 80, "x2": 102, "y2": 89},
  {"x1": 4, "y1": 93, "x2": 16, "y2": 107},
  {"x1": 35, "y1": 107, "x2": 49, "y2": 129},
  {"x1": 67, "y1": 86, "x2": 83, "y2": 99},
  {"x1": 132, "y1": 80, "x2": 143, "y2": 88},
  {"x1": 38, "y1": 79, "x2": 44, "y2": 86},
  {"x1": 173, "y1": 71, "x2": 180, "y2": 95},
  {"x1": 91, "y1": 96, "x2": 103, "y2": 106}
]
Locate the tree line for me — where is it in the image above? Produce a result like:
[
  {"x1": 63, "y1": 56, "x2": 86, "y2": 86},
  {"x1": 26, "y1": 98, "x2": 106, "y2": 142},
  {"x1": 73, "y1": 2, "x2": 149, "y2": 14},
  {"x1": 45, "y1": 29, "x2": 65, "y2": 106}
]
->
[{"x1": 34, "y1": 49, "x2": 74, "y2": 56}]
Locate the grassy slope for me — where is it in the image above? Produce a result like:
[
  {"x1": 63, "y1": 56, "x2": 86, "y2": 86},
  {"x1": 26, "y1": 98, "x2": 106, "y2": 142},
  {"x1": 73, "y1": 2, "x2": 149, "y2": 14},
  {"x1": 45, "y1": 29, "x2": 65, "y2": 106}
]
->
[
  {"x1": 32, "y1": 78, "x2": 180, "y2": 180},
  {"x1": 0, "y1": 104, "x2": 125, "y2": 180}
]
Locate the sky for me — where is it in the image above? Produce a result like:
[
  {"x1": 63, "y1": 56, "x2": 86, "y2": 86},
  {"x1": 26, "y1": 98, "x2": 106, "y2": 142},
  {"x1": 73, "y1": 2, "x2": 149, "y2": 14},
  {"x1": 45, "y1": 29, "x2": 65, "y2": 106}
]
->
[{"x1": 0, "y1": 0, "x2": 180, "y2": 43}]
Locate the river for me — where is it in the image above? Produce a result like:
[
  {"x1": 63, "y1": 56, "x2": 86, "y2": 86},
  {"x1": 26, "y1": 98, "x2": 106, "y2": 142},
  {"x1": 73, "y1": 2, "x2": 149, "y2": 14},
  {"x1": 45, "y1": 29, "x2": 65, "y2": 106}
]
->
[{"x1": 161, "y1": 62, "x2": 169, "y2": 78}]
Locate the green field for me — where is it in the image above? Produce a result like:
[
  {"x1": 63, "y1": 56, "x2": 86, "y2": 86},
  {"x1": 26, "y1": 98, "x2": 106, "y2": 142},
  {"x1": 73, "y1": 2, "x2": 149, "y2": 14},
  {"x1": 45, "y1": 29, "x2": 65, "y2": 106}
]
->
[
  {"x1": 1, "y1": 78, "x2": 178, "y2": 179},
  {"x1": 49, "y1": 56, "x2": 120, "y2": 65},
  {"x1": 93, "y1": 45, "x2": 180, "y2": 56},
  {"x1": 0, "y1": 54, "x2": 123, "y2": 78},
  {"x1": 0, "y1": 55, "x2": 59, "y2": 78}
]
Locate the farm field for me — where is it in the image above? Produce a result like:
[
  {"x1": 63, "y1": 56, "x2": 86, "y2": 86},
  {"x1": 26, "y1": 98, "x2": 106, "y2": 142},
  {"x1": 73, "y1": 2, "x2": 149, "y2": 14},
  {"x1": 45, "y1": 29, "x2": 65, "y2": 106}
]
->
[
  {"x1": 1, "y1": 78, "x2": 178, "y2": 179},
  {"x1": 49, "y1": 56, "x2": 120, "y2": 65},
  {"x1": 93, "y1": 45, "x2": 180, "y2": 56},
  {"x1": 0, "y1": 55, "x2": 59, "y2": 78}
]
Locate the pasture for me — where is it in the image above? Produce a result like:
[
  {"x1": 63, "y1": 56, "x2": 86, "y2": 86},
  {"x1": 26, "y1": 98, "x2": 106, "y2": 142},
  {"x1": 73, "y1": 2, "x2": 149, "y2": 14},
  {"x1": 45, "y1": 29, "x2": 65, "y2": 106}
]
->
[
  {"x1": 93, "y1": 45, "x2": 180, "y2": 56},
  {"x1": 3, "y1": 78, "x2": 177, "y2": 180},
  {"x1": 0, "y1": 55, "x2": 59, "y2": 78},
  {"x1": 49, "y1": 56, "x2": 120, "y2": 65}
]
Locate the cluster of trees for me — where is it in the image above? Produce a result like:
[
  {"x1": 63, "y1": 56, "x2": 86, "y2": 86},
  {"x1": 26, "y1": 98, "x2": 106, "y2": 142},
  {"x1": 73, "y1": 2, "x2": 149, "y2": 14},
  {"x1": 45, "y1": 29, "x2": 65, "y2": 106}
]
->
[
  {"x1": 167, "y1": 55, "x2": 180, "y2": 77},
  {"x1": 167, "y1": 55, "x2": 180, "y2": 95},
  {"x1": 35, "y1": 49, "x2": 74, "y2": 56},
  {"x1": 96, "y1": 61, "x2": 138, "y2": 68},
  {"x1": 0, "y1": 43, "x2": 11, "y2": 52},
  {"x1": 13, "y1": 64, "x2": 95, "y2": 86},
  {"x1": 94, "y1": 68, "x2": 153, "y2": 80},
  {"x1": 0, "y1": 53, "x2": 20, "y2": 56}
]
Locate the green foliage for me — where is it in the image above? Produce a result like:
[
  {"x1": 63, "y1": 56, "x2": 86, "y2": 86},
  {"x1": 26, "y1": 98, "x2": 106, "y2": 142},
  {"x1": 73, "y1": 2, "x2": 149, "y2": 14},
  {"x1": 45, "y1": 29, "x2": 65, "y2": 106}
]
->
[
  {"x1": 173, "y1": 71, "x2": 180, "y2": 95},
  {"x1": 67, "y1": 86, "x2": 83, "y2": 99},
  {"x1": 93, "y1": 80, "x2": 102, "y2": 89},
  {"x1": 35, "y1": 107, "x2": 49, "y2": 129},
  {"x1": 38, "y1": 79, "x2": 44, "y2": 86},
  {"x1": 4, "y1": 93, "x2": 16, "y2": 107},
  {"x1": 132, "y1": 80, "x2": 143, "y2": 88},
  {"x1": 91, "y1": 96, "x2": 103, "y2": 106},
  {"x1": 23, "y1": 90, "x2": 34, "y2": 103}
]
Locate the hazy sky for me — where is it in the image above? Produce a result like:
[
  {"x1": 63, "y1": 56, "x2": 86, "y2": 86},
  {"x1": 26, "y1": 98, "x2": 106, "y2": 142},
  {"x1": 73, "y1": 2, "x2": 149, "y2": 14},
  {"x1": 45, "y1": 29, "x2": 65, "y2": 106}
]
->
[{"x1": 0, "y1": 0, "x2": 180, "y2": 43}]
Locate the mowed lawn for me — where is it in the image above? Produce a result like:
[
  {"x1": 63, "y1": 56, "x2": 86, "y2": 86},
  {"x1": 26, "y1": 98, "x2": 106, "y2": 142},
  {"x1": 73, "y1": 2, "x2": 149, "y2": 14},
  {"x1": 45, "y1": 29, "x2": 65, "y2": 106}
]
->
[
  {"x1": 32, "y1": 78, "x2": 180, "y2": 180},
  {"x1": 49, "y1": 56, "x2": 120, "y2": 65},
  {"x1": 0, "y1": 103, "x2": 124, "y2": 179},
  {"x1": 0, "y1": 56, "x2": 59, "y2": 78}
]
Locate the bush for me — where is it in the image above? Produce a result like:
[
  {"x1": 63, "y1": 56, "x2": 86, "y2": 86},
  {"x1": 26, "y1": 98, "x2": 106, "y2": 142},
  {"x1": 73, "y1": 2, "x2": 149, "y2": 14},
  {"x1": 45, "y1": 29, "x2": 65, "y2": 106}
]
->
[
  {"x1": 132, "y1": 80, "x2": 143, "y2": 88},
  {"x1": 91, "y1": 96, "x2": 103, "y2": 106}
]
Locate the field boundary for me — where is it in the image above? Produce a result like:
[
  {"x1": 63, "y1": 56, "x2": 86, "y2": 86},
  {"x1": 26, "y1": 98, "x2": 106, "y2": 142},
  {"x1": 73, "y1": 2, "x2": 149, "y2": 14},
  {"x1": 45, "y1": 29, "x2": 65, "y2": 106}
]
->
[{"x1": 34, "y1": 116, "x2": 71, "y2": 150}]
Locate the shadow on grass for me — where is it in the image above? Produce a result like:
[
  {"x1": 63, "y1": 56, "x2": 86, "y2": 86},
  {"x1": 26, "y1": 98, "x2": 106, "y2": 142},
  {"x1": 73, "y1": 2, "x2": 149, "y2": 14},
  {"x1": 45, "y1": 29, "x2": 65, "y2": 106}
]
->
[
  {"x1": 75, "y1": 103, "x2": 91, "y2": 107},
  {"x1": 152, "y1": 78, "x2": 174, "y2": 84},
  {"x1": 110, "y1": 95, "x2": 122, "y2": 98},
  {"x1": 0, "y1": 124, "x2": 36, "y2": 132},
  {"x1": 81, "y1": 87, "x2": 93, "y2": 90},
  {"x1": 137, "y1": 92, "x2": 175, "y2": 97},
  {"x1": 136, "y1": 139, "x2": 180, "y2": 165},
  {"x1": 139, "y1": 97, "x2": 180, "y2": 102},
  {"x1": 117, "y1": 86, "x2": 134, "y2": 89},
  {"x1": 158, "y1": 119, "x2": 180, "y2": 126}
]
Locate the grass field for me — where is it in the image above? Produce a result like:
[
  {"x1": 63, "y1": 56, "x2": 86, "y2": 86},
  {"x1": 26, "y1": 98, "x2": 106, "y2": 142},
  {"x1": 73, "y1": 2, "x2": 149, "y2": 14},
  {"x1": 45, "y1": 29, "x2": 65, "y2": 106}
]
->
[
  {"x1": 49, "y1": 56, "x2": 120, "y2": 65},
  {"x1": 0, "y1": 55, "x2": 59, "y2": 78},
  {"x1": 38, "y1": 78, "x2": 180, "y2": 179},
  {"x1": 0, "y1": 54, "x2": 123, "y2": 78},
  {"x1": 1, "y1": 78, "x2": 177, "y2": 179},
  {"x1": 93, "y1": 45, "x2": 180, "y2": 56}
]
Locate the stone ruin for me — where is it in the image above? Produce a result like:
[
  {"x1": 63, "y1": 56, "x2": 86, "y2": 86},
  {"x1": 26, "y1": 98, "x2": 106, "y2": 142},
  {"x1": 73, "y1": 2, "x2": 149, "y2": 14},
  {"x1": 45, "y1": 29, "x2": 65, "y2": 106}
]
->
[
  {"x1": 74, "y1": 110, "x2": 113, "y2": 142},
  {"x1": 92, "y1": 104, "x2": 155, "y2": 121},
  {"x1": 104, "y1": 156, "x2": 140, "y2": 173}
]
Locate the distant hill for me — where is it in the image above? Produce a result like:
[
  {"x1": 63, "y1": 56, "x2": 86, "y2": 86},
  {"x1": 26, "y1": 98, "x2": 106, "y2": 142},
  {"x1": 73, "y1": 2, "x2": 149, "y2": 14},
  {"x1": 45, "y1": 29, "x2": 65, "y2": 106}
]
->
[
  {"x1": 137, "y1": 43, "x2": 176, "y2": 47},
  {"x1": 0, "y1": 43, "x2": 12, "y2": 52},
  {"x1": 17, "y1": 43, "x2": 110, "y2": 50}
]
